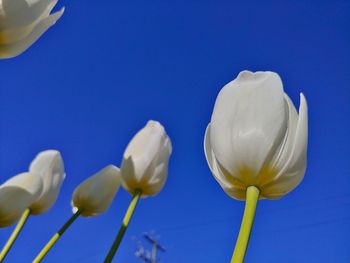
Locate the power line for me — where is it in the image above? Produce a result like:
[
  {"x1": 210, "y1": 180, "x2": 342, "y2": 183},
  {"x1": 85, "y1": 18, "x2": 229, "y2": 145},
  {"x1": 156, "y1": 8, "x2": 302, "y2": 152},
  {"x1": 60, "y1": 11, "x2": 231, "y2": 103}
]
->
[{"x1": 154, "y1": 193, "x2": 350, "y2": 233}]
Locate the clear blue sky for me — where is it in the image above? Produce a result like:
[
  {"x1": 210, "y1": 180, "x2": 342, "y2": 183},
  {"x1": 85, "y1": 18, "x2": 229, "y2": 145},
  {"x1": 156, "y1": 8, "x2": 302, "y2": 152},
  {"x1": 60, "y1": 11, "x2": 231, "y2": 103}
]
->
[{"x1": 1, "y1": 0, "x2": 350, "y2": 262}]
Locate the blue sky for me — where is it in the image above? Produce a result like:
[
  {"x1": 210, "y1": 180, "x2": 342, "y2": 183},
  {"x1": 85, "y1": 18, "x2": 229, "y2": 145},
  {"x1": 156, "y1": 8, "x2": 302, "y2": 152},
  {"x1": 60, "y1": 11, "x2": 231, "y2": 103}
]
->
[{"x1": 1, "y1": 0, "x2": 350, "y2": 262}]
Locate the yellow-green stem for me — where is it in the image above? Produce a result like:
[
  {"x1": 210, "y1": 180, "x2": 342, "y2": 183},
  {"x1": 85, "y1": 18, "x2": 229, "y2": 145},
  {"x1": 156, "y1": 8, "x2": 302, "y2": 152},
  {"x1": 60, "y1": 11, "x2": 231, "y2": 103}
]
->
[
  {"x1": 33, "y1": 209, "x2": 82, "y2": 263},
  {"x1": 0, "y1": 209, "x2": 30, "y2": 262},
  {"x1": 104, "y1": 190, "x2": 141, "y2": 263},
  {"x1": 231, "y1": 186, "x2": 260, "y2": 263}
]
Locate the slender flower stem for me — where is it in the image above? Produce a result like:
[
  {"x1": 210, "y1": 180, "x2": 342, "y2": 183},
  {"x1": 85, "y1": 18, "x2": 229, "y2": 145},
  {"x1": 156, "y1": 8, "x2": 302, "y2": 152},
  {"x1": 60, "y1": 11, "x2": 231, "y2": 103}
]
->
[
  {"x1": 0, "y1": 209, "x2": 31, "y2": 262},
  {"x1": 231, "y1": 186, "x2": 260, "y2": 263},
  {"x1": 104, "y1": 190, "x2": 141, "y2": 263},
  {"x1": 33, "y1": 209, "x2": 82, "y2": 263}
]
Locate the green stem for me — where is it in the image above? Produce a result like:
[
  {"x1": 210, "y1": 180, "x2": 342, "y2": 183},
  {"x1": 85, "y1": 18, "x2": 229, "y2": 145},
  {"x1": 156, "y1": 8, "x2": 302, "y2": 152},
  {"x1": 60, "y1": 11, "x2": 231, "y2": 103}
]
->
[
  {"x1": 231, "y1": 186, "x2": 260, "y2": 263},
  {"x1": 33, "y1": 209, "x2": 82, "y2": 263},
  {"x1": 0, "y1": 209, "x2": 31, "y2": 262},
  {"x1": 104, "y1": 190, "x2": 141, "y2": 263}
]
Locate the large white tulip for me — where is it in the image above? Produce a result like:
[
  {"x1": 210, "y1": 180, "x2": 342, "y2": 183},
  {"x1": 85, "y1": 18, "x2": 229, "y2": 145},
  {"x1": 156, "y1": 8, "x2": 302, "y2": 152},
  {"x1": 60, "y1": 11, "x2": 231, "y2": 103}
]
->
[
  {"x1": 0, "y1": 0, "x2": 64, "y2": 59},
  {"x1": 204, "y1": 70, "x2": 308, "y2": 200},
  {"x1": 29, "y1": 150, "x2": 65, "y2": 214},
  {"x1": 0, "y1": 172, "x2": 42, "y2": 227},
  {"x1": 120, "y1": 120, "x2": 172, "y2": 197},
  {"x1": 72, "y1": 165, "x2": 121, "y2": 217}
]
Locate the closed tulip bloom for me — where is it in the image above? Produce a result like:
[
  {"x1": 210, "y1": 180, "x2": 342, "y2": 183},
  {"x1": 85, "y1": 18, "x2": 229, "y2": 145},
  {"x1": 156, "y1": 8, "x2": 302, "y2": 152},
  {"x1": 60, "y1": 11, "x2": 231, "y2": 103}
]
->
[
  {"x1": 29, "y1": 150, "x2": 65, "y2": 215},
  {"x1": 0, "y1": 0, "x2": 64, "y2": 59},
  {"x1": 72, "y1": 165, "x2": 121, "y2": 217},
  {"x1": 204, "y1": 70, "x2": 308, "y2": 200},
  {"x1": 121, "y1": 120, "x2": 172, "y2": 197},
  {"x1": 0, "y1": 172, "x2": 42, "y2": 227},
  {"x1": 103, "y1": 121, "x2": 172, "y2": 262},
  {"x1": 33, "y1": 167, "x2": 119, "y2": 262}
]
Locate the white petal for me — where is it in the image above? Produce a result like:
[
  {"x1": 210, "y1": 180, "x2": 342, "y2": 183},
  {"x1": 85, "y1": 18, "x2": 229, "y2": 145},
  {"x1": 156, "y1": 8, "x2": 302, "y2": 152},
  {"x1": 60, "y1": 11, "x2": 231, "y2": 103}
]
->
[
  {"x1": 139, "y1": 136, "x2": 172, "y2": 197},
  {"x1": 72, "y1": 165, "x2": 121, "y2": 217},
  {"x1": 122, "y1": 121, "x2": 165, "y2": 181},
  {"x1": 204, "y1": 124, "x2": 246, "y2": 200},
  {"x1": 120, "y1": 156, "x2": 139, "y2": 194},
  {"x1": 0, "y1": 7, "x2": 64, "y2": 59},
  {"x1": 268, "y1": 94, "x2": 299, "y2": 171},
  {"x1": 262, "y1": 94, "x2": 308, "y2": 198},
  {"x1": 210, "y1": 71, "x2": 288, "y2": 182},
  {"x1": 254, "y1": 94, "x2": 299, "y2": 188},
  {"x1": 0, "y1": 172, "x2": 42, "y2": 227},
  {"x1": 29, "y1": 150, "x2": 65, "y2": 215}
]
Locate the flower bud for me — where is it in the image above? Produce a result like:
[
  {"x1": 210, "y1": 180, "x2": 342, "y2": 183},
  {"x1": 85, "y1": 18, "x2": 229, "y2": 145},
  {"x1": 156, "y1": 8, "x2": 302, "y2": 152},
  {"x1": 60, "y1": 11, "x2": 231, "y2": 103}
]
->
[
  {"x1": 204, "y1": 71, "x2": 308, "y2": 200},
  {"x1": 121, "y1": 120, "x2": 172, "y2": 197},
  {"x1": 72, "y1": 165, "x2": 121, "y2": 217}
]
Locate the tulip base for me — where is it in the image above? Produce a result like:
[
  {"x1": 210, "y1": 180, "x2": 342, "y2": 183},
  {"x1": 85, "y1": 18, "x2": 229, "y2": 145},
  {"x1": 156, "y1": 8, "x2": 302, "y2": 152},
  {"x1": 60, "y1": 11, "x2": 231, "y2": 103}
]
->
[
  {"x1": 33, "y1": 209, "x2": 82, "y2": 263},
  {"x1": 104, "y1": 190, "x2": 141, "y2": 263},
  {"x1": 231, "y1": 186, "x2": 260, "y2": 263},
  {"x1": 0, "y1": 209, "x2": 31, "y2": 262}
]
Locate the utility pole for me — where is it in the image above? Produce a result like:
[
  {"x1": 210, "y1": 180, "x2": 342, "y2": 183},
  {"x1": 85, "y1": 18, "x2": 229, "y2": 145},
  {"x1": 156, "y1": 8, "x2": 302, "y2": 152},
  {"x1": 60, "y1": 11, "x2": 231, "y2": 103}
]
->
[
  {"x1": 135, "y1": 232, "x2": 166, "y2": 263},
  {"x1": 144, "y1": 233, "x2": 165, "y2": 263}
]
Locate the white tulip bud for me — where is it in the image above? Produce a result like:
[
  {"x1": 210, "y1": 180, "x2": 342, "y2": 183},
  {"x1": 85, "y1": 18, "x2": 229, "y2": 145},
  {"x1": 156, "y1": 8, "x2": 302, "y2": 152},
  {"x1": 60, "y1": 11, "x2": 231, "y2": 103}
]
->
[
  {"x1": 29, "y1": 150, "x2": 65, "y2": 215},
  {"x1": 0, "y1": 172, "x2": 42, "y2": 227},
  {"x1": 204, "y1": 71, "x2": 308, "y2": 200},
  {"x1": 72, "y1": 165, "x2": 121, "y2": 217},
  {"x1": 121, "y1": 120, "x2": 172, "y2": 197},
  {"x1": 0, "y1": 0, "x2": 64, "y2": 58}
]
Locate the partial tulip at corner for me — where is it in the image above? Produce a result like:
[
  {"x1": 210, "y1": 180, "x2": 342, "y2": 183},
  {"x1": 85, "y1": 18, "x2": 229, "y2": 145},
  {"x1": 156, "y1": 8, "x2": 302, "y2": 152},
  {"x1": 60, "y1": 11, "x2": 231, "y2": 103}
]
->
[
  {"x1": 0, "y1": 150, "x2": 65, "y2": 262},
  {"x1": 204, "y1": 71, "x2": 308, "y2": 262},
  {"x1": 0, "y1": 0, "x2": 64, "y2": 59},
  {"x1": 33, "y1": 165, "x2": 121, "y2": 262},
  {"x1": 104, "y1": 120, "x2": 172, "y2": 262}
]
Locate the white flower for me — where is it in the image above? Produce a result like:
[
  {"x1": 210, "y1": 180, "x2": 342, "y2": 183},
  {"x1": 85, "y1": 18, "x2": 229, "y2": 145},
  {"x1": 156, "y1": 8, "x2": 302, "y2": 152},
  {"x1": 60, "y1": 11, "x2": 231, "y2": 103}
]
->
[
  {"x1": 0, "y1": 172, "x2": 42, "y2": 227},
  {"x1": 29, "y1": 150, "x2": 65, "y2": 214},
  {"x1": 120, "y1": 120, "x2": 172, "y2": 197},
  {"x1": 72, "y1": 165, "x2": 121, "y2": 217},
  {"x1": 0, "y1": 0, "x2": 64, "y2": 59},
  {"x1": 204, "y1": 70, "x2": 308, "y2": 200}
]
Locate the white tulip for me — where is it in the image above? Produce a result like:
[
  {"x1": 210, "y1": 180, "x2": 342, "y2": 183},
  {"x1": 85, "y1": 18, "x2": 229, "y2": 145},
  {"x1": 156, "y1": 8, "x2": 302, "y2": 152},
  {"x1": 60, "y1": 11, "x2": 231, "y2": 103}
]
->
[
  {"x1": 204, "y1": 70, "x2": 308, "y2": 200},
  {"x1": 120, "y1": 120, "x2": 172, "y2": 197},
  {"x1": 0, "y1": 172, "x2": 42, "y2": 227},
  {"x1": 0, "y1": 0, "x2": 64, "y2": 59},
  {"x1": 29, "y1": 150, "x2": 65, "y2": 214},
  {"x1": 72, "y1": 165, "x2": 121, "y2": 217}
]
